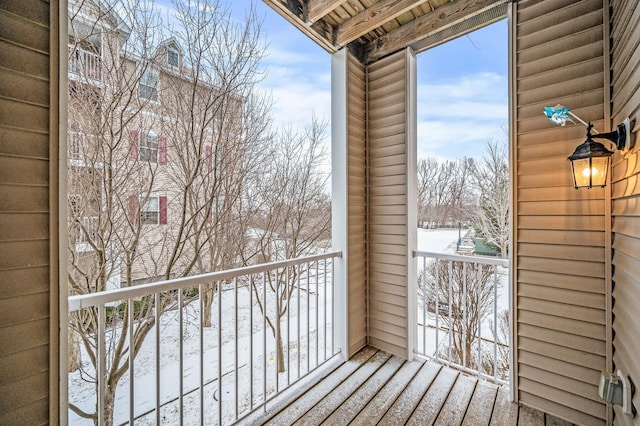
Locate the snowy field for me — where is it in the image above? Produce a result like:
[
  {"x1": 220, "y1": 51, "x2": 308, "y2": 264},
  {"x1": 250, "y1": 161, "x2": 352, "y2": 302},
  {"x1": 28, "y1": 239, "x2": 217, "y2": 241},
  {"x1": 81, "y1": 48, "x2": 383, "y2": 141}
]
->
[{"x1": 68, "y1": 228, "x2": 510, "y2": 424}]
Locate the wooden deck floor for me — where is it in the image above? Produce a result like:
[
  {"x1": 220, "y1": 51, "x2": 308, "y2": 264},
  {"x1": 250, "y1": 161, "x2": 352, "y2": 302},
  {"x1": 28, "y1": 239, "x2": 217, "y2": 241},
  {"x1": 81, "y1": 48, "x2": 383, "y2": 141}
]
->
[{"x1": 243, "y1": 347, "x2": 575, "y2": 426}]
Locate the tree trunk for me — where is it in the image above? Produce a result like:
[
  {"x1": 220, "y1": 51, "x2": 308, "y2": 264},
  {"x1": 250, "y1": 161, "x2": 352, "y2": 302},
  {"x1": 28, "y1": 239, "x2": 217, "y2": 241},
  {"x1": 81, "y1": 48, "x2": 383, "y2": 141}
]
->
[
  {"x1": 277, "y1": 319, "x2": 286, "y2": 373},
  {"x1": 98, "y1": 383, "x2": 116, "y2": 426},
  {"x1": 68, "y1": 328, "x2": 82, "y2": 372},
  {"x1": 202, "y1": 282, "x2": 216, "y2": 327}
]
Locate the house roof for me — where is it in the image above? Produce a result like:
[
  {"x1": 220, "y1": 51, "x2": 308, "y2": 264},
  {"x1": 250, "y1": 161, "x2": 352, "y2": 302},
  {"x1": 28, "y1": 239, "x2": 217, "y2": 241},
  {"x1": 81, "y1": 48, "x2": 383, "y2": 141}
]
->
[{"x1": 262, "y1": 0, "x2": 511, "y2": 63}]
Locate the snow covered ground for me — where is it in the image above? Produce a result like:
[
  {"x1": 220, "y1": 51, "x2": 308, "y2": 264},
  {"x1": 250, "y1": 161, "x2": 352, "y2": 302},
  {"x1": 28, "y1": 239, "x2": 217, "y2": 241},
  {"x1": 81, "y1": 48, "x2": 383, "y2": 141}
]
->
[{"x1": 68, "y1": 228, "x2": 510, "y2": 424}]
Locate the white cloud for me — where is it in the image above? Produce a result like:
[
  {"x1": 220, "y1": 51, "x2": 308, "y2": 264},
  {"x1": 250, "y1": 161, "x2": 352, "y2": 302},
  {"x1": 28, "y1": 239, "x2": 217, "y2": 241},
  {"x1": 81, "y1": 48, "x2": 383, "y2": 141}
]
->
[
  {"x1": 260, "y1": 43, "x2": 332, "y2": 130},
  {"x1": 417, "y1": 72, "x2": 508, "y2": 160}
]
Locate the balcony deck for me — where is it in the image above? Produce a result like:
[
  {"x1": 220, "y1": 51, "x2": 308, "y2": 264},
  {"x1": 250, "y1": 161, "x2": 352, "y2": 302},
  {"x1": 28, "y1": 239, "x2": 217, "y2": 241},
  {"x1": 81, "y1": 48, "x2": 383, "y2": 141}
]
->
[{"x1": 245, "y1": 346, "x2": 574, "y2": 426}]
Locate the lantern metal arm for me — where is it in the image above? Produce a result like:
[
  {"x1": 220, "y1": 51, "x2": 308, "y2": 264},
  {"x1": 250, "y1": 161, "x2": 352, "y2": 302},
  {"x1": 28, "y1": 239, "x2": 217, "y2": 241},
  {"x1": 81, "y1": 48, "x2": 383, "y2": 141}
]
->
[{"x1": 586, "y1": 119, "x2": 632, "y2": 152}]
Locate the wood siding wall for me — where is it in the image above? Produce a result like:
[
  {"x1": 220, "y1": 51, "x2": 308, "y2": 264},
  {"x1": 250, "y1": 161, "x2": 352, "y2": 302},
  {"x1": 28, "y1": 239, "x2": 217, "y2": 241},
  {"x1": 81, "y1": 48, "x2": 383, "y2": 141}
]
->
[
  {"x1": 513, "y1": 1, "x2": 608, "y2": 424},
  {"x1": 610, "y1": 0, "x2": 640, "y2": 424},
  {"x1": 346, "y1": 50, "x2": 367, "y2": 355},
  {"x1": 366, "y1": 49, "x2": 415, "y2": 359},
  {"x1": 0, "y1": 0, "x2": 57, "y2": 424}
]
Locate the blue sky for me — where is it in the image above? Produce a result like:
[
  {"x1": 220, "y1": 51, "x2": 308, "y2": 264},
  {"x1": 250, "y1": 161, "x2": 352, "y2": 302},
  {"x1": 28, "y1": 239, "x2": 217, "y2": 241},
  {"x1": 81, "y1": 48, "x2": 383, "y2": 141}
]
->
[{"x1": 216, "y1": 1, "x2": 507, "y2": 161}]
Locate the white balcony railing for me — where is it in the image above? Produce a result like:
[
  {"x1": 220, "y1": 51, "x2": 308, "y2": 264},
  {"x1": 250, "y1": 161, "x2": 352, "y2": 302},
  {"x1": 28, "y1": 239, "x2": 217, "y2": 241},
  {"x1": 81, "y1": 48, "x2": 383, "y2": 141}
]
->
[
  {"x1": 67, "y1": 251, "x2": 341, "y2": 425},
  {"x1": 415, "y1": 251, "x2": 510, "y2": 385},
  {"x1": 68, "y1": 44, "x2": 102, "y2": 81}
]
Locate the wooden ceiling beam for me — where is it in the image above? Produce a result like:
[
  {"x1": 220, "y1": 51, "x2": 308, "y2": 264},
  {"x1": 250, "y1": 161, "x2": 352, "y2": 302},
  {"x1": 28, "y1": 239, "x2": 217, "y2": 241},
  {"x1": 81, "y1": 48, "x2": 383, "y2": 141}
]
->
[
  {"x1": 306, "y1": 0, "x2": 350, "y2": 24},
  {"x1": 263, "y1": 0, "x2": 337, "y2": 53},
  {"x1": 366, "y1": 0, "x2": 506, "y2": 62},
  {"x1": 335, "y1": 0, "x2": 433, "y2": 48}
]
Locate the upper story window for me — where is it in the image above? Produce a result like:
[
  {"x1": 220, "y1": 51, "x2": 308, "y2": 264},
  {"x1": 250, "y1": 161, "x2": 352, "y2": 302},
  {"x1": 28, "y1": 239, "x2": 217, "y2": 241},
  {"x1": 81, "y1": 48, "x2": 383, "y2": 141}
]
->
[
  {"x1": 167, "y1": 49, "x2": 179, "y2": 67},
  {"x1": 129, "y1": 130, "x2": 167, "y2": 164},
  {"x1": 139, "y1": 68, "x2": 159, "y2": 102},
  {"x1": 69, "y1": 132, "x2": 84, "y2": 161},
  {"x1": 140, "y1": 194, "x2": 167, "y2": 225},
  {"x1": 140, "y1": 132, "x2": 158, "y2": 163},
  {"x1": 141, "y1": 195, "x2": 159, "y2": 225}
]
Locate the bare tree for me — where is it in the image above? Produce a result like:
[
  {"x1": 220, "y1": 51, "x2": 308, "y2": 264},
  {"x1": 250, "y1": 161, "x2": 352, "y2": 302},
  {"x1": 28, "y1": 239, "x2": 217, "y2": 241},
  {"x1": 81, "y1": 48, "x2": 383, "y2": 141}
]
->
[
  {"x1": 244, "y1": 117, "x2": 331, "y2": 372},
  {"x1": 470, "y1": 139, "x2": 510, "y2": 257},
  {"x1": 417, "y1": 157, "x2": 475, "y2": 228},
  {"x1": 489, "y1": 309, "x2": 510, "y2": 381},
  {"x1": 419, "y1": 259, "x2": 499, "y2": 371},
  {"x1": 66, "y1": 0, "x2": 268, "y2": 423}
]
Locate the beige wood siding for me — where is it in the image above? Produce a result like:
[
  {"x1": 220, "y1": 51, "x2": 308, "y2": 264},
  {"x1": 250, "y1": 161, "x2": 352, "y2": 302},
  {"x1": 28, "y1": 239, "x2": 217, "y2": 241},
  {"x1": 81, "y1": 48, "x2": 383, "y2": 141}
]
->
[
  {"x1": 513, "y1": 0, "x2": 607, "y2": 424},
  {"x1": 367, "y1": 49, "x2": 413, "y2": 359},
  {"x1": 0, "y1": 0, "x2": 58, "y2": 424},
  {"x1": 346, "y1": 51, "x2": 367, "y2": 356},
  {"x1": 610, "y1": 0, "x2": 640, "y2": 424}
]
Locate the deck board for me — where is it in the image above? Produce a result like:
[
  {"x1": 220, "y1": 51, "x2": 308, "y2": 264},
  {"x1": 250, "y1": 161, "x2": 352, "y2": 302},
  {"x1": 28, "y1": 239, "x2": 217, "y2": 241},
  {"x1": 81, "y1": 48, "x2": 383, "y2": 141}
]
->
[
  {"x1": 404, "y1": 366, "x2": 457, "y2": 425},
  {"x1": 321, "y1": 355, "x2": 404, "y2": 425},
  {"x1": 262, "y1": 347, "x2": 377, "y2": 425},
  {"x1": 252, "y1": 347, "x2": 576, "y2": 426},
  {"x1": 349, "y1": 357, "x2": 423, "y2": 425},
  {"x1": 519, "y1": 405, "x2": 545, "y2": 425},
  {"x1": 462, "y1": 380, "x2": 499, "y2": 426},
  {"x1": 433, "y1": 373, "x2": 477, "y2": 426},
  {"x1": 294, "y1": 350, "x2": 392, "y2": 425},
  {"x1": 490, "y1": 387, "x2": 519, "y2": 426},
  {"x1": 378, "y1": 361, "x2": 442, "y2": 425}
]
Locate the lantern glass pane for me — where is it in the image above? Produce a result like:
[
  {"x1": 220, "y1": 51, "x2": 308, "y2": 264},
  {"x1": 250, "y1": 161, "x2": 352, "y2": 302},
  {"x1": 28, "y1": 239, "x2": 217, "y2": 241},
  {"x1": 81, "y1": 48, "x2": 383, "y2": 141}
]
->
[{"x1": 570, "y1": 156, "x2": 610, "y2": 188}]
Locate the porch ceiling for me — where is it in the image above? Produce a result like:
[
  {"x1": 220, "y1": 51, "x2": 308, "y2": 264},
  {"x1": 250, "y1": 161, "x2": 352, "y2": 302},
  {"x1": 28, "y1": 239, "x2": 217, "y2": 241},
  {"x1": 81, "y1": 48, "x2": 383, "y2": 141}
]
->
[{"x1": 263, "y1": 0, "x2": 510, "y2": 63}]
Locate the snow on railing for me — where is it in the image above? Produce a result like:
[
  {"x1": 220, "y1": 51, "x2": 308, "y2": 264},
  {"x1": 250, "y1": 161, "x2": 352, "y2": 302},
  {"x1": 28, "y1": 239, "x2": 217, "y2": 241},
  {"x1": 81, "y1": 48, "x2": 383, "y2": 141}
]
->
[
  {"x1": 68, "y1": 44, "x2": 102, "y2": 81},
  {"x1": 415, "y1": 251, "x2": 510, "y2": 386},
  {"x1": 67, "y1": 251, "x2": 341, "y2": 425}
]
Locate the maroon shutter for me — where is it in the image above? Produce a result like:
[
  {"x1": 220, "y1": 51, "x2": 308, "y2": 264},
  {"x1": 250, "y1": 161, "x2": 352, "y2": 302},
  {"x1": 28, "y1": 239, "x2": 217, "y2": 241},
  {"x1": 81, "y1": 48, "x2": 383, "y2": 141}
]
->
[
  {"x1": 159, "y1": 196, "x2": 167, "y2": 224},
  {"x1": 129, "y1": 130, "x2": 139, "y2": 160},
  {"x1": 205, "y1": 145, "x2": 212, "y2": 170},
  {"x1": 128, "y1": 196, "x2": 139, "y2": 225},
  {"x1": 159, "y1": 137, "x2": 167, "y2": 164}
]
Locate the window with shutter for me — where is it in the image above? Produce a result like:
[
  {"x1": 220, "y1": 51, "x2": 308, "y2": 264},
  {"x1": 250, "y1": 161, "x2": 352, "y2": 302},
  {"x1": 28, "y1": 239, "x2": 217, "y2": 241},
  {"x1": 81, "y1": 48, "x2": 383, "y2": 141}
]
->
[
  {"x1": 139, "y1": 194, "x2": 167, "y2": 225},
  {"x1": 140, "y1": 132, "x2": 158, "y2": 163}
]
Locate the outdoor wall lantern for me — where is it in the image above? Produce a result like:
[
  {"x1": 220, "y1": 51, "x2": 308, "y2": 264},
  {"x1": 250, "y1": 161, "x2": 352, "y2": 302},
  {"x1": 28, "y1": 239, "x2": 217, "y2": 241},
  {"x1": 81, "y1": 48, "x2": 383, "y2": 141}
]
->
[{"x1": 544, "y1": 105, "x2": 634, "y2": 189}]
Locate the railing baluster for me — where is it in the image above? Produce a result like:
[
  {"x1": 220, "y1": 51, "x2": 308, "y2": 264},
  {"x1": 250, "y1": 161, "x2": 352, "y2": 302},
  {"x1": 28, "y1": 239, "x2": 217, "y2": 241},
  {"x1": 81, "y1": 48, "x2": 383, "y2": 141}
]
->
[
  {"x1": 297, "y1": 263, "x2": 301, "y2": 379},
  {"x1": 286, "y1": 266, "x2": 290, "y2": 387},
  {"x1": 324, "y1": 258, "x2": 327, "y2": 361},
  {"x1": 435, "y1": 259, "x2": 439, "y2": 361},
  {"x1": 306, "y1": 262, "x2": 310, "y2": 374},
  {"x1": 274, "y1": 269, "x2": 279, "y2": 394},
  {"x1": 199, "y1": 284, "x2": 204, "y2": 425},
  {"x1": 97, "y1": 304, "x2": 106, "y2": 426},
  {"x1": 493, "y1": 265, "x2": 499, "y2": 381},
  {"x1": 462, "y1": 262, "x2": 467, "y2": 368},
  {"x1": 315, "y1": 261, "x2": 319, "y2": 367},
  {"x1": 331, "y1": 258, "x2": 335, "y2": 356},
  {"x1": 262, "y1": 271, "x2": 267, "y2": 409},
  {"x1": 422, "y1": 256, "x2": 426, "y2": 355},
  {"x1": 477, "y1": 265, "x2": 482, "y2": 378},
  {"x1": 249, "y1": 275, "x2": 254, "y2": 410},
  {"x1": 128, "y1": 298, "x2": 135, "y2": 425},
  {"x1": 155, "y1": 293, "x2": 161, "y2": 425},
  {"x1": 179, "y1": 289, "x2": 184, "y2": 426},
  {"x1": 217, "y1": 281, "x2": 222, "y2": 426},
  {"x1": 448, "y1": 261, "x2": 453, "y2": 364},
  {"x1": 234, "y1": 276, "x2": 239, "y2": 421}
]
